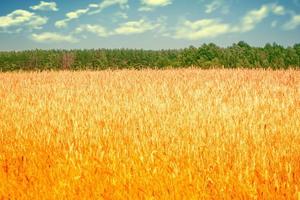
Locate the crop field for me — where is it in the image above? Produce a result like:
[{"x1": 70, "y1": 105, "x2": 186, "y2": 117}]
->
[{"x1": 0, "y1": 69, "x2": 300, "y2": 199}]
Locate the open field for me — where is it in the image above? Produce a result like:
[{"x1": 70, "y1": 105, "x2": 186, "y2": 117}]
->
[{"x1": 0, "y1": 69, "x2": 300, "y2": 199}]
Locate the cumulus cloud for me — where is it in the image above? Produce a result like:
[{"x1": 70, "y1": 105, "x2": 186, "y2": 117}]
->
[
  {"x1": 232, "y1": 5, "x2": 269, "y2": 32},
  {"x1": 30, "y1": 1, "x2": 58, "y2": 12},
  {"x1": 0, "y1": 9, "x2": 48, "y2": 32},
  {"x1": 271, "y1": 5, "x2": 285, "y2": 15},
  {"x1": 205, "y1": 0, "x2": 222, "y2": 14},
  {"x1": 55, "y1": 8, "x2": 89, "y2": 28},
  {"x1": 209, "y1": 0, "x2": 230, "y2": 14},
  {"x1": 55, "y1": 0, "x2": 128, "y2": 28},
  {"x1": 75, "y1": 24, "x2": 110, "y2": 37},
  {"x1": 73, "y1": 18, "x2": 161, "y2": 38},
  {"x1": 31, "y1": 32, "x2": 78, "y2": 43},
  {"x1": 139, "y1": 0, "x2": 172, "y2": 12},
  {"x1": 88, "y1": 0, "x2": 129, "y2": 15},
  {"x1": 283, "y1": 15, "x2": 300, "y2": 30},
  {"x1": 172, "y1": 4, "x2": 288, "y2": 41},
  {"x1": 66, "y1": 9, "x2": 89, "y2": 19},
  {"x1": 232, "y1": 4, "x2": 287, "y2": 32},
  {"x1": 55, "y1": 20, "x2": 68, "y2": 28},
  {"x1": 174, "y1": 19, "x2": 230, "y2": 40},
  {"x1": 114, "y1": 19, "x2": 160, "y2": 35}
]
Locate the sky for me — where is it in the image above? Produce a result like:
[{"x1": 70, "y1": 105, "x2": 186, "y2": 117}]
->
[{"x1": 0, "y1": 0, "x2": 300, "y2": 50}]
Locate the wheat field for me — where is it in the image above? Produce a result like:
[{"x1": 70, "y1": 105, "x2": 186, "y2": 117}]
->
[{"x1": 0, "y1": 69, "x2": 299, "y2": 199}]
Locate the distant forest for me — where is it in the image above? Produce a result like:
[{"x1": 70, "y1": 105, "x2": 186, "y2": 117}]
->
[{"x1": 1, "y1": 41, "x2": 300, "y2": 71}]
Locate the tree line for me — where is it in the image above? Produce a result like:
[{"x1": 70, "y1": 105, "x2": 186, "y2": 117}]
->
[{"x1": 0, "y1": 41, "x2": 300, "y2": 71}]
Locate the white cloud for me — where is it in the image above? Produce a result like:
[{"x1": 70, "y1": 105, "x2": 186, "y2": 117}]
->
[
  {"x1": 172, "y1": 4, "x2": 287, "y2": 40},
  {"x1": 55, "y1": 20, "x2": 68, "y2": 28},
  {"x1": 205, "y1": 0, "x2": 222, "y2": 14},
  {"x1": 31, "y1": 32, "x2": 78, "y2": 43},
  {"x1": 231, "y1": 4, "x2": 286, "y2": 33},
  {"x1": 88, "y1": 0, "x2": 129, "y2": 15},
  {"x1": 232, "y1": 5, "x2": 269, "y2": 32},
  {"x1": 283, "y1": 15, "x2": 300, "y2": 30},
  {"x1": 139, "y1": 0, "x2": 172, "y2": 12},
  {"x1": 271, "y1": 5, "x2": 285, "y2": 15},
  {"x1": 55, "y1": 8, "x2": 89, "y2": 28},
  {"x1": 55, "y1": 0, "x2": 129, "y2": 28},
  {"x1": 138, "y1": 7, "x2": 154, "y2": 12},
  {"x1": 66, "y1": 9, "x2": 89, "y2": 19},
  {"x1": 88, "y1": 4, "x2": 99, "y2": 8},
  {"x1": 0, "y1": 9, "x2": 47, "y2": 32},
  {"x1": 141, "y1": 0, "x2": 172, "y2": 6},
  {"x1": 114, "y1": 19, "x2": 160, "y2": 35},
  {"x1": 74, "y1": 19, "x2": 161, "y2": 38},
  {"x1": 75, "y1": 24, "x2": 110, "y2": 37},
  {"x1": 174, "y1": 19, "x2": 230, "y2": 40},
  {"x1": 30, "y1": 1, "x2": 58, "y2": 11}
]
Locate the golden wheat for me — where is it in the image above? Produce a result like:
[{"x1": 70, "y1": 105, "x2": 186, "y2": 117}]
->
[{"x1": 0, "y1": 69, "x2": 300, "y2": 199}]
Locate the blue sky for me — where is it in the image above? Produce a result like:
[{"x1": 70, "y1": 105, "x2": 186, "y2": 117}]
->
[{"x1": 0, "y1": 0, "x2": 300, "y2": 50}]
